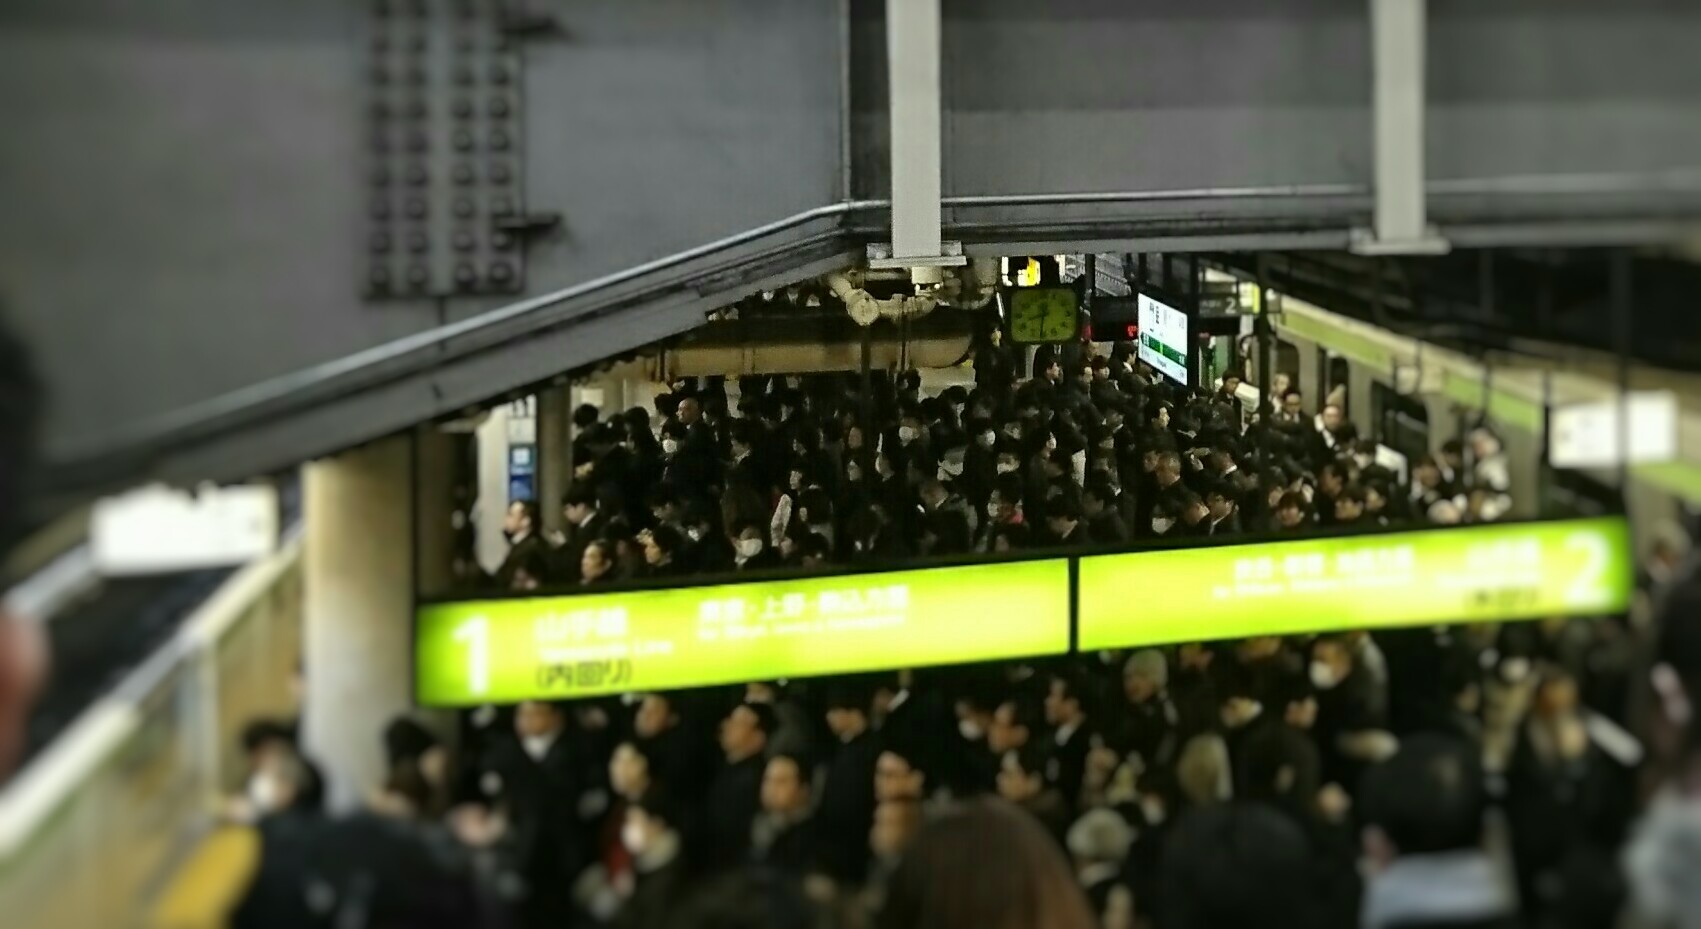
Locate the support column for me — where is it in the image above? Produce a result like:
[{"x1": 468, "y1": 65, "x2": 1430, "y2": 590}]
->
[
  {"x1": 1353, "y1": 0, "x2": 1448, "y2": 256},
  {"x1": 302, "y1": 435, "x2": 416, "y2": 812},
  {"x1": 536, "y1": 386, "x2": 572, "y2": 537}
]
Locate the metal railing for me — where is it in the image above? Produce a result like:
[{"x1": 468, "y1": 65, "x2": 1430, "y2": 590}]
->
[{"x1": 0, "y1": 533, "x2": 302, "y2": 929}]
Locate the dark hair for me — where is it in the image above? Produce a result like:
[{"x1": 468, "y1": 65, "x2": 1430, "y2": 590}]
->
[
  {"x1": 825, "y1": 682, "x2": 872, "y2": 714},
  {"x1": 999, "y1": 695, "x2": 1044, "y2": 735},
  {"x1": 562, "y1": 484, "x2": 598, "y2": 509},
  {"x1": 1277, "y1": 492, "x2": 1308, "y2": 512},
  {"x1": 0, "y1": 312, "x2": 40, "y2": 567},
  {"x1": 1160, "y1": 804, "x2": 1318, "y2": 929},
  {"x1": 736, "y1": 701, "x2": 779, "y2": 737},
  {"x1": 632, "y1": 786, "x2": 685, "y2": 832},
  {"x1": 1359, "y1": 734, "x2": 1486, "y2": 856},
  {"x1": 240, "y1": 719, "x2": 297, "y2": 755},
  {"x1": 573, "y1": 403, "x2": 601, "y2": 428},
  {"x1": 1007, "y1": 741, "x2": 1050, "y2": 779},
  {"x1": 879, "y1": 799, "x2": 1096, "y2": 929},
  {"x1": 1237, "y1": 723, "x2": 1321, "y2": 810},
  {"x1": 647, "y1": 525, "x2": 682, "y2": 556},
  {"x1": 383, "y1": 717, "x2": 440, "y2": 767},
  {"x1": 1336, "y1": 485, "x2": 1367, "y2": 506},
  {"x1": 768, "y1": 751, "x2": 815, "y2": 785},
  {"x1": 664, "y1": 867, "x2": 819, "y2": 929}
]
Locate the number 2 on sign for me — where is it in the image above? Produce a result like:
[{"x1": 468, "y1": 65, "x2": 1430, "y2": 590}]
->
[
  {"x1": 1564, "y1": 532, "x2": 1608, "y2": 608},
  {"x1": 454, "y1": 615, "x2": 491, "y2": 696}
]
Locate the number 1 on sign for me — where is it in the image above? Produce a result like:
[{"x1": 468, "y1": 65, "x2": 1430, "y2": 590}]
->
[{"x1": 454, "y1": 616, "x2": 490, "y2": 696}]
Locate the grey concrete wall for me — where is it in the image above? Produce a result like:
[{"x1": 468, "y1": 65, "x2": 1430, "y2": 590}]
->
[{"x1": 4, "y1": 0, "x2": 1701, "y2": 499}]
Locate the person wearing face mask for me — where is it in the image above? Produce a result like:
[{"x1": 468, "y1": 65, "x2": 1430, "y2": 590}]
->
[
  {"x1": 1309, "y1": 637, "x2": 1394, "y2": 797},
  {"x1": 1504, "y1": 668, "x2": 1636, "y2": 925},
  {"x1": 614, "y1": 789, "x2": 690, "y2": 929},
  {"x1": 480, "y1": 700, "x2": 583, "y2": 928},
  {"x1": 730, "y1": 521, "x2": 781, "y2": 571}
]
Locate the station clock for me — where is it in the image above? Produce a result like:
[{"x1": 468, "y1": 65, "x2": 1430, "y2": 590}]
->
[{"x1": 1007, "y1": 287, "x2": 1080, "y2": 344}]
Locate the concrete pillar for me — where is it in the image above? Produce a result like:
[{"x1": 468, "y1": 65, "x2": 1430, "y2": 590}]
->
[
  {"x1": 302, "y1": 435, "x2": 416, "y2": 812},
  {"x1": 536, "y1": 386, "x2": 571, "y2": 536},
  {"x1": 414, "y1": 428, "x2": 459, "y2": 600}
]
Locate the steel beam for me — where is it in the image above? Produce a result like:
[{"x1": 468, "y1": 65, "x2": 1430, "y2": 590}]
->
[
  {"x1": 1353, "y1": 0, "x2": 1449, "y2": 256},
  {"x1": 875, "y1": 0, "x2": 961, "y2": 269}
]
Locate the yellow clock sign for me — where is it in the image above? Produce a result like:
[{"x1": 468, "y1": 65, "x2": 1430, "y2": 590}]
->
[{"x1": 1009, "y1": 287, "x2": 1079, "y2": 344}]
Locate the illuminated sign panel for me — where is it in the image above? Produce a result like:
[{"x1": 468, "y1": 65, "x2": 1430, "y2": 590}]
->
[
  {"x1": 1136, "y1": 293, "x2": 1190, "y2": 385},
  {"x1": 1077, "y1": 517, "x2": 1632, "y2": 650},
  {"x1": 416, "y1": 559, "x2": 1071, "y2": 707}
]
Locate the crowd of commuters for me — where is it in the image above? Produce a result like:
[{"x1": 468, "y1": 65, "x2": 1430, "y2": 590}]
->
[
  {"x1": 209, "y1": 339, "x2": 1701, "y2": 929},
  {"x1": 484, "y1": 344, "x2": 1514, "y2": 596}
]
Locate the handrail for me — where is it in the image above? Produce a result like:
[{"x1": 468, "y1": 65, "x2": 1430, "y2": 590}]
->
[{"x1": 0, "y1": 528, "x2": 302, "y2": 862}]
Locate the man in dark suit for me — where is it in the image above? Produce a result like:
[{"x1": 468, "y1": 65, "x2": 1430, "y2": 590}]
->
[
  {"x1": 704, "y1": 702, "x2": 774, "y2": 862},
  {"x1": 749, "y1": 753, "x2": 819, "y2": 874},
  {"x1": 815, "y1": 686, "x2": 880, "y2": 883},
  {"x1": 1044, "y1": 670, "x2": 1098, "y2": 806},
  {"x1": 1359, "y1": 736, "x2": 1517, "y2": 929},
  {"x1": 1204, "y1": 485, "x2": 1243, "y2": 536},
  {"x1": 496, "y1": 500, "x2": 549, "y2": 588},
  {"x1": 480, "y1": 701, "x2": 583, "y2": 928},
  {"x1": 553, "y1": 485, "x2": 605, "y2": 581}
]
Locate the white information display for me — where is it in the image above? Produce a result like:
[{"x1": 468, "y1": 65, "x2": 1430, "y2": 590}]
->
[
  {"x1": 1549, "y1": 391, "x2": 1677, "y2": 470},
  {"x1": 1137, "y1": 294, "x2": 1190, "y2": 385},
  {"x1": 92, "y1": 483, "x2": 278, "y2": 576}
]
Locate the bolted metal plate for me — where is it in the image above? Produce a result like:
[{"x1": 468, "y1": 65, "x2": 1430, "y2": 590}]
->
[{"x1": 365, "y1": 0, "x2": 527, "y2": 299}]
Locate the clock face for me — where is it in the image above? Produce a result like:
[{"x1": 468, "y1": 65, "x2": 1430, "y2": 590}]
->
[{"x1": 1009, "y1": 288, "x2": 1078, "y2": 344}]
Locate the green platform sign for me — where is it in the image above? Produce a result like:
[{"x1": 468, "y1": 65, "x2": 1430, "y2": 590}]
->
[
  {"x1": 1078, "y1": 517, "x2": 1633, "y2": 650},
  {"x1": 416, "y1": 559, "x2": 1071, "y2": 707}
]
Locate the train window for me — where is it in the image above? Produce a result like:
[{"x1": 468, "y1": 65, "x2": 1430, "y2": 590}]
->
[
  {"x1": 1325, "y1": 354, "x2": 1351, "y2": 408},
  {"x1": 1372, "y1": 382, "x2": 1429, "y2": 464},
  {"x1": 1273, "y1": 339, "x2": 1299, "y2": 395},
  {"x1": 1541, "y1": 467, "x2": 1620, "y2": 519}
]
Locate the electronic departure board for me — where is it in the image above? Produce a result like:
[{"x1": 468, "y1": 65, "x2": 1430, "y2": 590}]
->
[
  {"x1": 1077, "y1": 517, "x2": 1632, "y2": 650},
  {"x1": 415, "y1": 559, "x2": 1071, "y2": 707}
]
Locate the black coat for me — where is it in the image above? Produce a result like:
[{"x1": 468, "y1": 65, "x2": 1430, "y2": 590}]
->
[
  {"x1": 704, "y1": 755, "x2": 765, "y2": 862},
  {"x1": 815, "y1": 732, "x2": 880, "y2": 881}
]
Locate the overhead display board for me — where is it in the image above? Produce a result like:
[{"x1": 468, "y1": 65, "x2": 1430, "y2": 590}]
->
[
  {"x1": 1136, "y1": 293, "x2": 1191, "y2": 384},
  {"x1": 1077, "y1": 517, "x2": 1632, "y2": 650},
  {"x1": 416, "y1": 559, "x2": 1071, "y2": 707}
]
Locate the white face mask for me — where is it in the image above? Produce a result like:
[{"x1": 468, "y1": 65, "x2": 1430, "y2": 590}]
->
[
  {"x1": 622, "y1": 822, "x2": 648, "y2": 854},
  {"x1": 1151, "y1": 517, "x2": 1174, "y2": 535},
  {"x1": 522, "y1": 734, "x2": 556, "y2": 761},
  {"x1": 247, "y1": 773, "x2": 282, "y2": 813},
  {"x1": 1309, "y1": 661, "x2": 1342, "y2": 691},
  {"x1": 996, "y1": 461, "x2": 1019, "y2": 475},
  {"x1": 1501, "y1": 657, "x2": 1531, "y2": 683},
  {"x1": 847, "y1": 464, "x2": 863, "y2": 482},
  {"x1": 686, "y1": 526, "x2": 704, "y2": 542},
  {"x1": 986, "y1": 502, "x2": 1003, "y2": 519},
  {"x1": 979, "y1": 430, "x2": 996, "y2": 448},
  {"x1": 898, "y1": 426, "x2": 918, "y2": 444},
  {"x1": 958, "y1": 719, "x2": 985, "y2": 741},
  {"x1": 940, "y1": 460, "x2": 964, "y2": 478},
  {"x1": 661, "y1": 438, "x2": 679, "y2": 455},
  {"x1": 1004, "y1": 426, "x2": 1022, "y2": 440},
  {"x1": 737, "y1": 538, "x2": 764, "y2": 558}
]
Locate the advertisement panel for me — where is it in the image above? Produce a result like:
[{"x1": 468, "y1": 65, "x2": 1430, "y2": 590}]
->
[
  {"x1": 416, "y1": 559, "x2": 1072, "y2": 706},
  {"x1": 1078, "y1": 517, "x2": 1632, "y2": 650}
]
